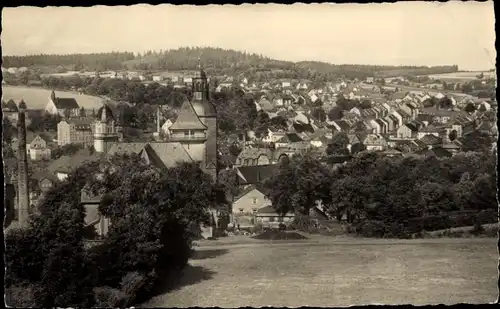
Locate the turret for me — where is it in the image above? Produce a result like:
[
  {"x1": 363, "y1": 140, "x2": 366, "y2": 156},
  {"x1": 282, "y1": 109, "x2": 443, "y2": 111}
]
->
[{"x1": 93, "y1": 104, "x2": 119, "y2": 154}]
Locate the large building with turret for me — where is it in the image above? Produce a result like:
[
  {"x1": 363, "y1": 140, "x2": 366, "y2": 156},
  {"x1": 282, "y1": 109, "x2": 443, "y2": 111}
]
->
[{"x1": 75, "y1": 63, "x2": 219, "y2": 237}]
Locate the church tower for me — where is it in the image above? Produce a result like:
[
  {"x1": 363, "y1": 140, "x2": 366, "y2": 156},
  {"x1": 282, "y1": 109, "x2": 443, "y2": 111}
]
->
[
  {"x1": 191, "y1": 59, "x2": 218, "y2": 181},
  {"x1": 93, "y1": 104, "x2": 119, "y2": 154}
]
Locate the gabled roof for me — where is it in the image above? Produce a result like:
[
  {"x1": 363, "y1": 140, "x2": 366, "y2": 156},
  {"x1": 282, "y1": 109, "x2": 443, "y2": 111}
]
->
[
  {"x1": 419, "y1": 134, "x2": 441, "y2": 145},
  {"x1": 169, "y1": 98, "x2": 207, "y2": 131},
  {"x1": 233, "y1": 184, "x2": 268, "y2": 202},
  {"x1": 25, "y1": 131, "x2": 51, "y2": 144},
  {"x1": 53, "y1": 97, "x2": 80, "y2": 109},
  {"x1": 236, "y1": 164, "x2": 279, "y2": 185},
  {"x1": 277, "y1": 132, "x2": 304, "y2": 143},
  {"x1": 2, "y1": 99, "x2": 18, "y2": 112}
]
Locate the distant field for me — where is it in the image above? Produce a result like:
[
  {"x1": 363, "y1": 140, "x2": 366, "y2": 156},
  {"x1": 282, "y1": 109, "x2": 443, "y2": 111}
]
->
[
  {"x1": 426, "y1": 71, "x2": 496, "y2": 81},
  {"x1": 143, "y1": 238, "x2": 498, "y2": 307},
  {"x1": 1, "y1": 86, "x2": 105, "y2": 110}
]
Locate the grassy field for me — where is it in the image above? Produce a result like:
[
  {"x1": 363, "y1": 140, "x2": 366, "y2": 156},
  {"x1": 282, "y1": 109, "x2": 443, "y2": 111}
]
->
[
  {"x1": 1, "y1": 85, "x2": 105, "y2": 110},
  {"x1": 143, "y1": 238, "x2": 498, "y2": 307},
  {"x1": 426, "y1": 71, "x2": 495, "y2": 81}
]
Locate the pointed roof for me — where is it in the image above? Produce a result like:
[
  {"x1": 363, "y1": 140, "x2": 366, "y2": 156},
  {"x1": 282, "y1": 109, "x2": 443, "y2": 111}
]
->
[{"x1": 169, "y1": 98, "x2": 207, "y2": 131}]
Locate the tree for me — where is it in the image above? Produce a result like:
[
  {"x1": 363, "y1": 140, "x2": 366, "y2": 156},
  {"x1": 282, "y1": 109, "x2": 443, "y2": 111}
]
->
[
  {"x1": 253, "y1": 110, "x2": 270, "y2": 138},
  {"x1": 438, "y1": 96, "x2": 453, "y2": 109},
  {"x1": 327, "y1": 106, "x2": 343, "y2": 120},
  {"x1": 263, "y1": 154, "x2": 332, "y2": 216},
  {"x1": 359, "y1": 99, "x2": 372, "y2": 109},
  {"x1": 326, "y1": 132, "x2": 350, "y2": 156},
  {"x1": 51, "y1": 144, "x2": 84, "y2": 160},
  {"x1": 445, "y1": 129, "x2": 457, "y2": 142},
  {"x1": 460, "y1": 131, "x2": 493, "y2": 153},
  {"x1": 464, "y1": 103, "x2": 476, "y2": 113}
]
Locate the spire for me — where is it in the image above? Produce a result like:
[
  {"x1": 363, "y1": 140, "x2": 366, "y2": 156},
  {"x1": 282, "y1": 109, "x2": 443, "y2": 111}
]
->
[{"x1": 50, "y1": 90, "x2": 56, "y2": 101}]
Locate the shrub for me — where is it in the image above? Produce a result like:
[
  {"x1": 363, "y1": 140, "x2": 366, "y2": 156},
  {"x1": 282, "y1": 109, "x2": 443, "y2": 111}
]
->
[
  {"x1": 5, "y1": 283, "x2": 42, "y2": 308},
  {"x1": 475, "y1": 209, "x2": 498, "y2": 225},
  {"x1": 120, "y1": 270, "x2": 157, "y2": 305},
  {"x1": 356, "y1": 220, "x2": 386, "y2": 237},
  {"x1": 94, "y1": 286, "x2": 128, "y2": 308},
  {"x1": 250, "y1": 223, "x2": 263, "y2": 234},
  {"x1": 290, "y1": 215, "x2": 318, "y2": 233}
]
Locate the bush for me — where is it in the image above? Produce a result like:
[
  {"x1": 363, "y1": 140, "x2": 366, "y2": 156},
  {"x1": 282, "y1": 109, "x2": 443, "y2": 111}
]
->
[
  {"x1": 250, "y1": 223, "x2": 263, "y2": 234},
  {"x1": 94, "y1": 286, "x2": 128, "y2": 308},
  {"x1": 5, "y1": 283, "x2": 42, "y2": 308},
  {"x1": 119, "y1": 271, "x2": 157, "y2": 305},
  {"x1": 475, "y1": 209, "x2": 498, "y2": 225},
  {"x1": 356, "y1": 220, "x2": 386, "y2": 237},
  {"x1": 290, "y1": 215, "x2": 318, "y2": 233}
]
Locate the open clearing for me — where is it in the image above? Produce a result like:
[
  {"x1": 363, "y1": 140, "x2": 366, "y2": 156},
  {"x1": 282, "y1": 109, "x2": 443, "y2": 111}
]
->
[
  {"x1": 1, "y1": 86, "x2": 105, "y2": 110},
  {"x1": 143, "y1": 237, "x2": 498, "y2": 307}
]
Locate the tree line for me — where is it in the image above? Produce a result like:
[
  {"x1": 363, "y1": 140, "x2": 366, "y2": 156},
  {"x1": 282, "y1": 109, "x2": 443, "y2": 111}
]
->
[
  {"x1": 263, "y1": 145, "x2": 497, "y2": 238},
  {"x1": 3, "y1": 47, "x2": 460, "y2": 82}
]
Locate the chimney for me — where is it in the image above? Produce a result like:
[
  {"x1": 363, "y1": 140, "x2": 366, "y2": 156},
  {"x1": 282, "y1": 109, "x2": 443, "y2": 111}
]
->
[
  {"x1": 157, "y1": 106, "x2": 161, "y2": 134},
  {"x1": 17, "y1": 99, "x2": 30, "y2": 227}
]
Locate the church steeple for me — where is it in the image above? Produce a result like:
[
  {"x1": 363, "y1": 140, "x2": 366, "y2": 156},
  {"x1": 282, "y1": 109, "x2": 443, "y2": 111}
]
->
[{"x1": 192, "y1": 58, "x2": 208, "y2": 102}]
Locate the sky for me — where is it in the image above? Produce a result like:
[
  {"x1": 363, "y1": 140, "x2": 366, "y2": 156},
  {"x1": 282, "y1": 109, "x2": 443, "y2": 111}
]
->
[{"x1": 1, "y1": 2, "x2": 496, "y2": 71}]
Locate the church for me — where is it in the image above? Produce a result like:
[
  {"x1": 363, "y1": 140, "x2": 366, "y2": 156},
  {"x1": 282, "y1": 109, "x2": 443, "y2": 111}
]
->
[{"x1": 80, "y1": 63, "x2": 219, "y2": 237}]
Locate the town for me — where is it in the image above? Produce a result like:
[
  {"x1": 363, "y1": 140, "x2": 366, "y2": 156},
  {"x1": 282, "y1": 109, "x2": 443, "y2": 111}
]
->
[{"x1": 3, "y1": 3, "x2": 498, "y2": 309}]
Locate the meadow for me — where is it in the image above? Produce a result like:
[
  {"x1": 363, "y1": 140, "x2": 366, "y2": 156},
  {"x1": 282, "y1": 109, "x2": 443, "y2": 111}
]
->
[
  {"x1": 143, "y1": 237, "x2": 498, "y2": 307},
  {"x1": 427, "y1": 71, "x2": 495, "y2": 81},
  {"x1": 1, "y1": 85, "x2": 105, "y2": 110}
]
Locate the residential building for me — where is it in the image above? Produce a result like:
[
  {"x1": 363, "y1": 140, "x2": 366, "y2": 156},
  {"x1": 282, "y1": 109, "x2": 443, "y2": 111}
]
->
[{"x1": 26, "y1": 132, "x2": 52, "y2": 161}]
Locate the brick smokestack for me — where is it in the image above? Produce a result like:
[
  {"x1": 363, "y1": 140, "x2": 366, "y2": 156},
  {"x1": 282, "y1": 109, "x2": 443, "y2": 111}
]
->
[{"x1": 17, "y1": 99, "x2": 30, "y2": 226}]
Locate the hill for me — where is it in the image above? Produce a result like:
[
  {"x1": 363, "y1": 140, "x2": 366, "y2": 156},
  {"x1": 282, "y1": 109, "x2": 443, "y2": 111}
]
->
[{"x1": 3, "y1": 47, "x2": 459, "y2": 81}]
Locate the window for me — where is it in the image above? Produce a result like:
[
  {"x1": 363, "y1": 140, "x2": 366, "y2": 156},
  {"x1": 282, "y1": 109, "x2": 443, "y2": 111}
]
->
[
  {"x1": 239, "y1": 208, "x2": 244, "y2": 213},
  {"x1": 269, "y1": 217, "x2": 275, "y2": 222},
  {"x1": 252, "y1": 208, "x2": 258, "y2": 213},
  {"x1": 277, "y1": 217, "x2": 284, "y2": 223},
  {"x1": 194, "y1": 92, "x2": 202, "y2": 100},
  {"x1": 184, "y1": 131, "x2": 190, "y2": 136},
  {"x1": 252, "y1": 198, "x2": 257, "y2": 204}
]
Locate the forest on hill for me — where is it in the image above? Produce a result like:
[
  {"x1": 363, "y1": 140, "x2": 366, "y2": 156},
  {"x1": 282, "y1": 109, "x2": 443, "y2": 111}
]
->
[{"x1": 3, "y1": 47, "x2": 459, "y2": 81}]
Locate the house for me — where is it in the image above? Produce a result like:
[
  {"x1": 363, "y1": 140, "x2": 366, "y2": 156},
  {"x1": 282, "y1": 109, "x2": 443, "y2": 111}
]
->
[
  {"x1": 390, "y1": 110, "x2": 404, "y2": 127},
  {"x1": 45, "y1": 90, "x2": 80, "y2": 117},
  {"x1": 282, "y1": 95, "x2": 294, "y2": 106},
  {"x1": 419, "y1": 134, "x2": 442, "y2": 148},
  {"x1": 262, "y1": 128, "x2": 287, "y2": 144},
  {"x1": 57, "y1": 118, "x2": 94, "y2": 147},
  {"x1": 48, "y1": 148, "x2": 102, "y2": 181},
  {"x1": 375, "y1": 118, "x2": 388, "y2": 134},
  {"x1": 255, "y1": 205, "x2": 295, "y2": 228},
  {"x1": 275, "y1": 132, "x2": 305, "y2": 148},
  {"x1": 396, "y1": 123, "x2": 418, "y2": 139},
  {"x1": 360, "y1": 134, "x2": 388, "y2": 151},
  {"x1": 152, "y1": 75, "x2": 163, "y2": 82},
  {"x1": 417, "y1": 124, "x2": 440, "y2": 139},
  {"x1": 29, "y1": 171, "x2": 59, "y2": 206},
  {"x1": 368, "y1": 119, "x2": 382, "y2": 134},
  {"x1": 235, "y1": 147, "x2": 272, "y2": 166},
  {"x1": 26, "y1": 132, "x2": 52, "y2": 161},
  {"x1": 2, "y1": 99, "x2": 19, "y2": 123},
  {"x1": 257, "y1": 97, "x2": 274, "y2": 112},
  {"x1": 232, "y1": 185, "x2": 271, "y2": 227}
]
